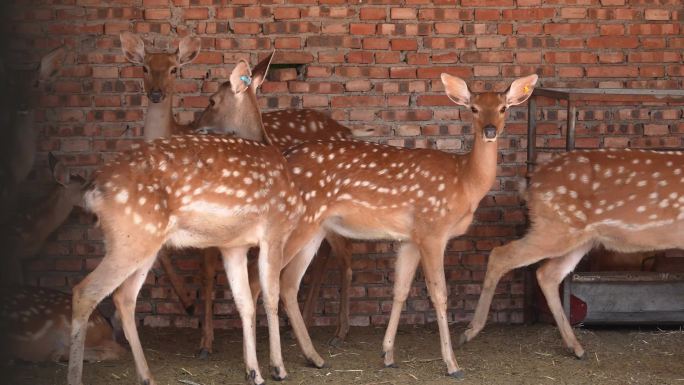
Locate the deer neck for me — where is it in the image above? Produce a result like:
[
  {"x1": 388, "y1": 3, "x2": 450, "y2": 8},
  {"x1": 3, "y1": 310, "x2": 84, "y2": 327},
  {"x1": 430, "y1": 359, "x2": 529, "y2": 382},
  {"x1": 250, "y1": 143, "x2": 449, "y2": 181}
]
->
[
  {"x1": 143, "y1": 97, "x2": 175, "y2": 141},
  {"x1": 461, "y1": 132, "x2": 499, "y2": 199}
]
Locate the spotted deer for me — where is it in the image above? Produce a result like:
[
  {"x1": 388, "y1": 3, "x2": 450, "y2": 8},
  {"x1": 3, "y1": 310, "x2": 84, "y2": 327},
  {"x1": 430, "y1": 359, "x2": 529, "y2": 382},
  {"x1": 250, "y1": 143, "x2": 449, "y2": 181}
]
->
[
  {"x1": 245, "y1": 74, "x2": 538, "y2": 379},
  {"x1": 196, "y1": 69, "x2": 362, "y2": 346},
  {"x1": 0, "y1": 46, "x2": 66, "y2": 223},
  {"x1": 68, "y1": 59, "x2": 325, "y2": 385},
  {"x1": 0, "y1": 286, "x2": 125, "y2": 363},
  {"x1": 120, "y1": 31, "x2": 225, "y2": 357},
  {"x1": 461, "y1": 148, "x2": 684, "y2": 359},
  {"x1": 2, "y1": 153, "x2": 86, "y2": 283}
]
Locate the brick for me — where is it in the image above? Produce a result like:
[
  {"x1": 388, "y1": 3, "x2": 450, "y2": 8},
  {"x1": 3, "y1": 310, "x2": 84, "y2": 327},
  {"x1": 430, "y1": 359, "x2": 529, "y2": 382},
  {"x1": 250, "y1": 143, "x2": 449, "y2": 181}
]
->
[
  {"x1": 183, "y1": 8, "x2": 208, "y2": 20},
  {"x1": 360, "y1": 8, "x2": 386, "y2": 20},
  {"x1": 390, "y1": 8, "x2": 417, "y2": 20}
]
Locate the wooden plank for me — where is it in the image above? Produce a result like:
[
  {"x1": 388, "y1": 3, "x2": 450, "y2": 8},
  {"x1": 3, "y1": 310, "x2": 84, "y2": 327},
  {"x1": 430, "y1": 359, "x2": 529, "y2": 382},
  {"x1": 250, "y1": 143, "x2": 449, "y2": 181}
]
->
[{"x1": 533, "y1": 88, "x2": 684, "y2": 103}]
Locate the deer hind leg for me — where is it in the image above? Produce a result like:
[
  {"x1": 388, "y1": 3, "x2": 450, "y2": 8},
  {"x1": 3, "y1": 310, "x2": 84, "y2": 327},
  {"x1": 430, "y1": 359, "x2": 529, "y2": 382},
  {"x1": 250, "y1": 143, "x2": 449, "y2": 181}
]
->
[
  {"x1": 221, "y1": 246, "x2": 264, "y2": 385},
  {"x1": 198, "y1": 248, "x2": 219, "y2": 359},
  {"x1": 329, "y1": 233, "x2": 353, "y2": 347},
  {"x1": 68, "y1": 242, "x2": 160, "y2": 385},
  {"x1": 302, "y1": 239, "x2": 331, "y2": 329},
  {"x1": 461, "y1": 233, "x2": 563, "y2": 345},
  {"x1": 112, "y1": 256, "x2": 158, "y2": 385},
  {"x1": 382, "y1": 242, "x2": 421, "y2": 369},
  {"x1": 280, "y1": 229, "x2": 327, "y2": 369},
  {"x1": 536, "y1": 243, "x2": 592, "y2": 359}
]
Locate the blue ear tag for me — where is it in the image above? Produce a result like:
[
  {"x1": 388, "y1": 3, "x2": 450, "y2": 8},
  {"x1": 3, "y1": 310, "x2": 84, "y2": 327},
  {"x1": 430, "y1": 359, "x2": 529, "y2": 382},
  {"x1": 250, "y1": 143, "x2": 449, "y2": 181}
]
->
[{"x1": 240, "y1": 75, "x2": 252, "y2": 86}]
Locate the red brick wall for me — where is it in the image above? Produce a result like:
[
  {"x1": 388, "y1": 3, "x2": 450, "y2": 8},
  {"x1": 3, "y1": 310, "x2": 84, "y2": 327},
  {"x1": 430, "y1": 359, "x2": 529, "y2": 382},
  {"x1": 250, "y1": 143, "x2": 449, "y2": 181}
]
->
[{"x1": 4, "y1": 0, "x2": 683, "y2": 329}]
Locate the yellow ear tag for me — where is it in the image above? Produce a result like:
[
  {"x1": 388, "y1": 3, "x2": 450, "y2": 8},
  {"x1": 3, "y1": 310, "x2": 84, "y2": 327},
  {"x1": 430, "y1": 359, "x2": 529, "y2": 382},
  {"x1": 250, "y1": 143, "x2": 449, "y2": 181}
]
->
[{"x1": 523, "y1": 85, "x2": 530, "y2": 94}]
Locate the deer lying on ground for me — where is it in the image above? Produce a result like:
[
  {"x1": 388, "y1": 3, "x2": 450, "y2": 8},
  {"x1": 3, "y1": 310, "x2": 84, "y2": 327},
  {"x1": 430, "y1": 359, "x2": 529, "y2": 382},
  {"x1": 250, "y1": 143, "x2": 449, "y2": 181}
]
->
[
  {"x1": 461, "y1": 147, "x2": 684, "y2": 358},
  {"x1": 239, "y1": 74, "x2": 538, "y2": 379},
  {"x1": 68, "y1": 58, "x2": 326, "y2": 385},
  {"x1": 0, "y1": 286, "x2": 125, "y2": 363}
]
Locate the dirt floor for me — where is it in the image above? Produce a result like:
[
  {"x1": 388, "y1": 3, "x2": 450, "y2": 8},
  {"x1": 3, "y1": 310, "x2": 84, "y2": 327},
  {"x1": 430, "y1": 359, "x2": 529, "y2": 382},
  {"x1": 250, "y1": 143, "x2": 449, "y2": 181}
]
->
[{"x1": 4, "y1": 323, "x2": 684, "y2": 385}]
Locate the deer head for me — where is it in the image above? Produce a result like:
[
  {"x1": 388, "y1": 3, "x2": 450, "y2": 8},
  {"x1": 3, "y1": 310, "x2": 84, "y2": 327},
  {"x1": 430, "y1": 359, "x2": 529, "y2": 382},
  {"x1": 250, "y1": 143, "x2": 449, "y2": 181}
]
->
[
  {"x1": 194, "y1": 51, "x2": 274, "y2": 142},
  {"x1": 0, "y1": 47, "x2": 66, "y2": 220},
  {"x1": 441, "y1": 73, "x2": 538, "y2": 142},
  {"x1": 120, "y1": 32, "x2": 200, "y2": 104}
]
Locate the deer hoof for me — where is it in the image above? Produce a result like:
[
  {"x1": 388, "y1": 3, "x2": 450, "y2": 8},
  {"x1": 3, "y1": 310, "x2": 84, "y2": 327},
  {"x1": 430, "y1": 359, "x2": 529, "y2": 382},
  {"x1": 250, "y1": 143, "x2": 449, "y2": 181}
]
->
[
  {"x1": 458, "y1": 332, "x2": 470, "y2": 346},
  {"x1": 574, "y1": 349, "x2": 586, "y2": 360},
  {"x1": 270, "y1": 366, "x2": 287, "y2": 381},
  {"x1": 197, "y1": 348, "x2": 210, "y2": 360},
  {"x1": 384, "y1": 363, "x2": 399, "y2": 369},
  {"x1": 448, "y1": 369, "x2": 465, "y2": 380},
  {"x1": 185, "y1": 304, "x2": 195, "y2": 315},
  {"x1": 328, "y1": 336, "x2": 344, "y2": 347}
]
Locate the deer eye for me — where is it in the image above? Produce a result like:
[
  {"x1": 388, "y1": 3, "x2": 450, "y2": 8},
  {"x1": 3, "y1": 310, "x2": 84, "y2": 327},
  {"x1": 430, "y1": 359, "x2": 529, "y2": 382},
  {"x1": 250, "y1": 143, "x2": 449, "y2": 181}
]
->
[
  {"x1": 143, "y1": 66, "x2": 149, "y2": 74},
  {"x1": 471, "y1": 107, "x2": 479, "y2": 114},
  {"x1": 500, "y1": 106, "x2": 507, "y2": 113},
  {"x1": 170, "y1": 67, "x2": 178, "y2": 75}
]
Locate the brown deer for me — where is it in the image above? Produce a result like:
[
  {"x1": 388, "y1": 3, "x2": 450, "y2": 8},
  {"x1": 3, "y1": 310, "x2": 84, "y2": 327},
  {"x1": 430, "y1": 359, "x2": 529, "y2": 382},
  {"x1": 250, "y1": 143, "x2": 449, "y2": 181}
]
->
[
  {"x1": 196, "y1": 76, "x2": 360, "y2": 346},
  {"x1": 0, "y1": 46, "x2": 66, "y2": 223},
  {"x1": 120, "y1": 31, "x2": 225, "y2": 357},
  {"x1": 0, "y1": 286, "x2": 125, "y2": 363},
  {"x1": 68, "y1": 59, "x2": 325, "y2": 385},
  {"x1": 461, "y1": 148, "x2": 684, "y2": 359},
  {"x1": 2, "y1": 153, "x2": 86, "y2": 283},
  {"x1": 244, "y1": 74, "x2": 538, "y2": 379}
]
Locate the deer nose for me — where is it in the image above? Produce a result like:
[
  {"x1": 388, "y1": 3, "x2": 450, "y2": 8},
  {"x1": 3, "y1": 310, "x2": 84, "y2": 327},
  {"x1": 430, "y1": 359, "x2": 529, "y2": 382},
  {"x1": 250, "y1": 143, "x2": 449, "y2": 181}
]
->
[
  {"x1": 483, "y1": 124, "x2": 497, "y2": 139},
  {"x1": 149, "y1": 90, "x2": 163, "y2": 103}
]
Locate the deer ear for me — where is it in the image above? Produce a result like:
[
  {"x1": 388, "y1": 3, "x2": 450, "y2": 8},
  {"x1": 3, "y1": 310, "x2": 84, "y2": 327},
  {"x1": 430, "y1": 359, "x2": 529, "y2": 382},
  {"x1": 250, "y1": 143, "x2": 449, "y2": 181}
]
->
[
  {"x1": 48, "y1": 152, "x2": 68, "y2": 187},
  {"x1": 441, "y1": 73, "x2": 471, "y2": 107},
  {"x1": 505, "y1": 74, "x2": 538, "y2": 107},
  {"x1": 120, "y1": 32, "x2": 145, "y2": 65},
  {"x1": 230, "y1": 60, "x2": 252, "y2": 94},
  {"x1": 39, "y1": 46, "x2": 66, "y2": 82},
  {"x1": 178, "y1": 36, "x2": 201, "y2": 65},
  {"x1": 250, "y1": 50, "x2": 275, "y2": 90}
]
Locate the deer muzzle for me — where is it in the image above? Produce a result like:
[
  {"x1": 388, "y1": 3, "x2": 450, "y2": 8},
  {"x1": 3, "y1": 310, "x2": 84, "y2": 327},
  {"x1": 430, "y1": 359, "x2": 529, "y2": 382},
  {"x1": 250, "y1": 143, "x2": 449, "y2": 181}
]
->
[
  {"x1": 483, "y1": 125, "x2": 497, "y2": 141},
  {"x1": 149, "y1": 90, "x2": 163, "y2": 103}
]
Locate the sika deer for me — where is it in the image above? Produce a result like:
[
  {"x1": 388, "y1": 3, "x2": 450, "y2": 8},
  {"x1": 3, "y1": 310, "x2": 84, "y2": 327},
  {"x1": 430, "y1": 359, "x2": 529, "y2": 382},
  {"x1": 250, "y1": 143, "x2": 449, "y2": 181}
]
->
[
  {"x1": 68, "y1": 59, "x2": 322, "y2": 385},
  {"x1": 461, "y1": 148, "x2": 684, "y2": 358},
  {"x1": 0, "y1": 46, "x2": 66, "y2": 223},
  {"x1": 265, "y1": 74, "x2": 538, "y2": 379},
  {"x1": 0, "y1": 286, "x2": 125, "y2": 363},
  {"x1": 2, "y1": 153, "x2": 86, "y2": 283},
  {"x1": 196, "y1": 58, "x2": 358, "y2": 345},
  {"x1": 121, "y1": 31, "x2": 220, "y2": 355}
]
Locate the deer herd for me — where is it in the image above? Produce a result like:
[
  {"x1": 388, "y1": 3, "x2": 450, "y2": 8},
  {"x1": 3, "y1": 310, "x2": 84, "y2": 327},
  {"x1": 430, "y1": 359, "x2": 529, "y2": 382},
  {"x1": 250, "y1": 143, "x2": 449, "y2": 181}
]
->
[{"x1": 0, "y1": 32, "x2": 681, "y2": 385}]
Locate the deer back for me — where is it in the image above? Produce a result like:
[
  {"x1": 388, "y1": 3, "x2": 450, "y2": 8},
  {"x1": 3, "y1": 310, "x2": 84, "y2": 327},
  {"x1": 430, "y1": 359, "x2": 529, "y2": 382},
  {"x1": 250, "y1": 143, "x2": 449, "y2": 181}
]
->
[
  {"x1": 85, "y1": 135, "x2": 304, "y2": 249},
  {"x1": 527, "y1": 149, "x2": 684, "y2": 252},
  {"x1": 261, "y1": 109, "x2": 352, "y2": 152}
]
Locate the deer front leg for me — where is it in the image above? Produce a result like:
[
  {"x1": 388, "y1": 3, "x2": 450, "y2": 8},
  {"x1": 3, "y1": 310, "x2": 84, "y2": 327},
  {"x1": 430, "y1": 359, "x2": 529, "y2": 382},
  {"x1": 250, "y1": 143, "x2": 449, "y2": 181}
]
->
[
  {"x1": 221, "y1": 246, "x2": 264, "y2": 385},
  {"x1": 382, "y1": 243, "x2": 420, "y2": 369},
  {"x1": 329, "y1": 234, "x2": 353, "y2": 347},
  {"x1": 157, "y1": 248, "x2": 195, "y2": 314},
  {"x1": 199, "y1": 248, "x2": 218, "y2": 359},
  {"x1": 418, "y1": 239, "x2": 463, "y2": 379},
  {"x1": 302, "y1": 239, "x2": 331, "y2": 328},
  {"x1": 536, "y1": 245, "x2": 591, "y2": 359},
  {"x1": 258, "y1": 240, "x2": 287, "y2": 381}
]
